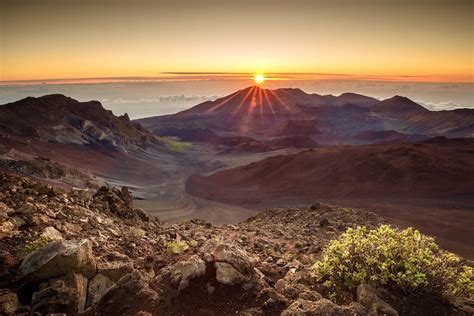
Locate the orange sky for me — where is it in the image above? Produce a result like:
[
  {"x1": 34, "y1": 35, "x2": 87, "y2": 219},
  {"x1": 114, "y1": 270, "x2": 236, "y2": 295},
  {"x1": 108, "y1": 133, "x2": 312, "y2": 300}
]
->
[{"x1": 1, "y1": 0, "x2": 473, "y2": 82}]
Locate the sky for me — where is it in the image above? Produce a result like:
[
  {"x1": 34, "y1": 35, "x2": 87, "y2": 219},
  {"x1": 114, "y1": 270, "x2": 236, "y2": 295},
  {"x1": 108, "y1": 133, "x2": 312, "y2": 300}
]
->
[
  {"x1": 1, "y1": 0, "x2": 473, "y2": 82},
  {"x1": 0, "y1": 0, "x2": 472, "y2": 117}
]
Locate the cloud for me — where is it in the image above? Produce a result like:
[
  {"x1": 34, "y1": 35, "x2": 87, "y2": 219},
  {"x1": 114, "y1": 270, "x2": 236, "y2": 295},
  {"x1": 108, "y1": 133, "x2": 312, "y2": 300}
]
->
[
  {"x1": 101, "y1": 95, "x2": 222, "y2": 105},
  {"x1": 416, "y1": 100, "x2": 467, "y2": 111}
]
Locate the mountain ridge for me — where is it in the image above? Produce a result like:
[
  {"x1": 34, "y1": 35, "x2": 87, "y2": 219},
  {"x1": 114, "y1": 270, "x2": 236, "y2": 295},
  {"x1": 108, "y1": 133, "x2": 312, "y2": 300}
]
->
[
  {"x1": 0, "y1": 94, "x2": 156, "y2": 152},
  {"x1": 137, "y1": 86, "x2": 473, "y2": 150}
]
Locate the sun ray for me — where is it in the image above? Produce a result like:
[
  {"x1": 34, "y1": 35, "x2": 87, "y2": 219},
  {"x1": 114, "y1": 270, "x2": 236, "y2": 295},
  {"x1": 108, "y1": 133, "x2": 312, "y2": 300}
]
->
[
  {"x1": 231, "y1": 86, "x2": 256, "y2": 117},
  {"x1": 267, "y1": 88, "x2": 291, "y2": 112},
  {"x1": 240, "y1": 85, "x2": 258, "y2": 134},
  {"x1": 258, "y1": 87, "x2": 264, "y2": 129},
  {"x1": 262, "y1": 88, "x2": 278, "y2": 122},
  {"x1": 207, "y1": 88, "x2": 245, "y2": 112}
]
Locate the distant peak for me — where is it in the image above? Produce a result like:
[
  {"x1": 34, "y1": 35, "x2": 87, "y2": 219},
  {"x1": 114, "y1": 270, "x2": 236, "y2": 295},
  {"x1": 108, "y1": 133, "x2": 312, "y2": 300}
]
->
[
  {"x1": 35, "y1": 94, "x2": 80, "y2": 106},
  {"x1": 377, "y1": 95, "x2": 428, "y2": 112},
  {"x1": 38, "y1": 94, "x2": 76, "y2": 101},
  {"x1": 275, "y1": 87, "x2": 306, "y2": 94},
  {"x1": 388, "y1": 95, "x2": 412, "y2": 102},
  {"x1": 339, "y1": 92, "x2": 367, "y2": 97}
]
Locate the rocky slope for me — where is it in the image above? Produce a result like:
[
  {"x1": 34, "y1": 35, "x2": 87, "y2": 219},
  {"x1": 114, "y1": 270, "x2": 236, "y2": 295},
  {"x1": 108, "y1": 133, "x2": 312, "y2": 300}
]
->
[
  {"x1": 0, "y1": 172, "x2": 472, "y2": 315},
  {"x1": 0, "y1": 146, "x2": 104, "y2": 189},
  {"x1": 0, "y1": 94, "x2": 156, "y2": 152}
]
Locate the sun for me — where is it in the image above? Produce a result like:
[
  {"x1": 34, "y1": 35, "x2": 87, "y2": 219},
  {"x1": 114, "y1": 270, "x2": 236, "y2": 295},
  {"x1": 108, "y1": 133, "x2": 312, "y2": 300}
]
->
[{"x1": 254, "y1": 74, "x2": 265, "y2": 84}]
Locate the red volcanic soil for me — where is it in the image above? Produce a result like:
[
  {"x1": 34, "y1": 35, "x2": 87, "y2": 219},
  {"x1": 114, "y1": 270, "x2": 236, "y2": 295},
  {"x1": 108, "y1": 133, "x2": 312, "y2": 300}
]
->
[
  {"x1": 188, "y1": 138, "x2": 474, "y2": 203},
  {"x1": 187, "y1": 138, "x2": 474, "y2": 259}
]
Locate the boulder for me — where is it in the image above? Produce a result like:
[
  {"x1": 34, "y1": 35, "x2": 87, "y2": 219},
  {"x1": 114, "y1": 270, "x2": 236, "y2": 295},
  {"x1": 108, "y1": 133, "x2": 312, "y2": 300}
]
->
[
  {"x1": 19, "y1": 239, "x2": 96, "y2": 282},
  {"x1": 200, "y1": 240, "x2": 263, "y2": 291},
  {"x1": 0, "y1": 289, "x2": 18, "y2": 315},
  {"x1": 215, "y1": 261, "x2": 250, "y2": 286},
  {"x1": 357, "y1": 284, "x2": 398, "y2": 316},
  {"x1": 171, "y1": 255, "x2": 206, "y2": 291},
  {"x1": 97, "y1": 252, "x2": 133, "y2": 280},
  {"x1": 86, "y1": 273, "x2": 115, "y2": 307}
]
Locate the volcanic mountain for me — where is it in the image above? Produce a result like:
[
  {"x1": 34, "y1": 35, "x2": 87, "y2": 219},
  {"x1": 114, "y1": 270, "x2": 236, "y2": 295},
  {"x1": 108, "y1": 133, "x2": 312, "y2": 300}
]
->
[
  {"x1": 138, "y1": 86, "x2": 474, "y2": 149},
  {"x1": 0, "y1": 94, "x2": 156, "y2": 152}
]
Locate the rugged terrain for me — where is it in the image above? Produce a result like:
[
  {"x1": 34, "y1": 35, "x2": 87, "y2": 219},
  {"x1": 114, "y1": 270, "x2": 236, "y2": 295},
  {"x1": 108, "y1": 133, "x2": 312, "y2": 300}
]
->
[
  {"x1": 1, "y1": 172, "x2": 472, "y2": 315},
  {"x1": 0, "y1": 94, "x2": 157, "y2": 152},
  {"x1": 187, "y1": 138, "x2": 474, "y2": 259},
  {"x1": 138, "y1": 86, "x2": 474, "y2": 152}
]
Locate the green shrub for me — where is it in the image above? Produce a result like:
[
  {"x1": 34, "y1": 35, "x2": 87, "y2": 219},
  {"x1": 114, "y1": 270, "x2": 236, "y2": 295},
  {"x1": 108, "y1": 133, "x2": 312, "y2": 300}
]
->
[
  {"x1": 164, "y1": 240, "x2": 189, "y2": 254},
  {"x1": 312, "y1": 225, "x2": 473, "y2": 299},
  {"x1": 24, "y1": 236, "x2": 50, "y2": 254}
]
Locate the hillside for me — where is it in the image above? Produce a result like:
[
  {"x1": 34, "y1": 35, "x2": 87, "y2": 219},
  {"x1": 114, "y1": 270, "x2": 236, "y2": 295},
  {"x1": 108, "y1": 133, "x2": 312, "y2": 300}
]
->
[
  {"x1": 0, "y1": 94, "x2": 156, "y2": 152},
  {"x1": 187, "y1": 138, "x2": 474, "y2": 202},
  {"x1": 0, "y1": 172, "x2": 471, "y2": 315}
]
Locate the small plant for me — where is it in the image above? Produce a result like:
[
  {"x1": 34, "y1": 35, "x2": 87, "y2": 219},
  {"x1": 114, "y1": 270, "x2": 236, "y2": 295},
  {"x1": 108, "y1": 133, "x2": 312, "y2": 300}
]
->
[
  {"x1": 313, "y1": 225, "x2": 473, "y2": 299},
  {"x1": 24, "y1": 236, "x2": 50, "y2": 254},
  {"x1": 130, "y1": 227, "x2": 146, "y2": 238},
  {"x1": 164, "y1": 240, "x2": 189, "y2": 254}
]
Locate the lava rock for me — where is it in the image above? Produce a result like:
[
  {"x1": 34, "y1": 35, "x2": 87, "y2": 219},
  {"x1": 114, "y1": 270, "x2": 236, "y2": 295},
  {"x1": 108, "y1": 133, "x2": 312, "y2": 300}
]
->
[{"x1": 19, "y1": 239, "x2": 96, "y2": 282}]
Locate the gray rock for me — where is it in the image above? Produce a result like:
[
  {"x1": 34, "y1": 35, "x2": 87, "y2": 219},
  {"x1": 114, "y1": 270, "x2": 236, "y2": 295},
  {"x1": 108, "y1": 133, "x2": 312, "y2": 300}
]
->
[
  {"x1": 97, "y1": 258, "x2": 134, "y2": 282},
  {"x1": 357, "y1": 284, "x2": 398, "y2": 316},
  {"x1": 19, "y1": 239, "x2": 96, "y2": 282},
  {"x1": 171, "y1": 255, "x2": 206, "y2": 291},
  {"x1": 87, "y1": 273, "x2": 115, "y2": 307},
  {"x1": 200, "y1": 240, "x2": 263, "y2": 291},
  {"x1": 41, "y1": 226, "x2": 63, "y2": 241},
  {"x1": 215, "y1": 261, "x2": 249, "y2": 286}
]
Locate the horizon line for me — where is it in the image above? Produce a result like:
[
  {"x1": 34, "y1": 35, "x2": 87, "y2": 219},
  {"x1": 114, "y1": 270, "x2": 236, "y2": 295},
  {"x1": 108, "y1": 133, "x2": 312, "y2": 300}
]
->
[{"x1": 1, "y1": 72, "x2": 473, "y2": 86}]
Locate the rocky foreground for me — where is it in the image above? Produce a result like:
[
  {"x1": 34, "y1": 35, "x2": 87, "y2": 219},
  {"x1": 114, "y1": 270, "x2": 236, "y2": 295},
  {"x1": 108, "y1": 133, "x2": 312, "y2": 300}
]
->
[{"x1": 0, "y1": 172, "x2": 472, "y2": 315}]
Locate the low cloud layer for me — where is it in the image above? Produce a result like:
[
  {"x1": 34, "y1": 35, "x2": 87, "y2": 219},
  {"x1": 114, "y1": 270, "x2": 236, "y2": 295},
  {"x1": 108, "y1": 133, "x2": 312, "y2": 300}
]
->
[
  {"x1": 0, "y1": 80, "x2": 472, "y2": 119},
  {"x1": 417, "y1": 100, "x2": 466, "y2": 111}
]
